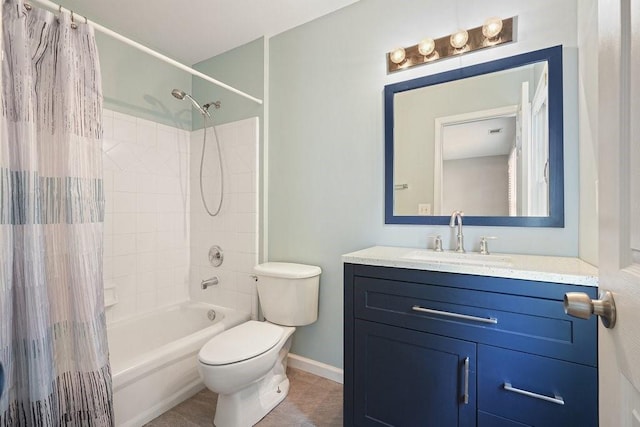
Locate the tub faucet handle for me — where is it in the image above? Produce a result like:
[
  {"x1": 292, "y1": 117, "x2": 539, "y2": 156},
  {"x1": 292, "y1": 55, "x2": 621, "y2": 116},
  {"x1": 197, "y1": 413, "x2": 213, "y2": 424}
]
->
[{"x1": 201, "y1": 276, "x2": 219, "y2": 290}]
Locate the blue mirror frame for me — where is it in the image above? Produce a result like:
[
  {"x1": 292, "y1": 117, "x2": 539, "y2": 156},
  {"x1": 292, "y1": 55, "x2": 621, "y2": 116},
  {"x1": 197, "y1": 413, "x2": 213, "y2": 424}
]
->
[{"x1": 384, "y1": 45, "x2": 564, "y2": 227}]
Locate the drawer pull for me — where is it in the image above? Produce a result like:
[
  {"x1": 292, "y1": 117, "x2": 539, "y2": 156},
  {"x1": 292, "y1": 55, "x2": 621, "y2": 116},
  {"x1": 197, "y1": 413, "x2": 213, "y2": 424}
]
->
[
  {"x1": 462, "y1": 357, "x2": 470, "y2": 404},
  {"x1": 503, "y1": 382, "x2": 565, "y2": 405},
  {"x1": 411, "y1": 305, "x2": 498, "y2": 324}
]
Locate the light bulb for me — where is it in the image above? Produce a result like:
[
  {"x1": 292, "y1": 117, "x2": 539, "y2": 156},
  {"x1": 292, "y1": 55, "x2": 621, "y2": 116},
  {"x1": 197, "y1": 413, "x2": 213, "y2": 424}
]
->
[
  {"x1": 389, "y1": 47, "x2": 406, "y2": 64},
  {"x1": 450, "y1": 30, "x2": 469, "y2": 49},
  {"x1": 418, "y1": 38, "x2": 435, "y2": 56},
  {"x1": 482, "y1": 17, "x2": 503, "y2": 39}
]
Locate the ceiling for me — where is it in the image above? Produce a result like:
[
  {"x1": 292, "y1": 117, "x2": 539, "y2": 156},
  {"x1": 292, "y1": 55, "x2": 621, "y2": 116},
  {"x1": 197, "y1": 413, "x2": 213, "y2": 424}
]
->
[
  {"x1": 442, "y1": 116, "x2": 516, "y2": 161},
  {"x1": 54, "y1": 0, "x2": 360, "y2": 64}
]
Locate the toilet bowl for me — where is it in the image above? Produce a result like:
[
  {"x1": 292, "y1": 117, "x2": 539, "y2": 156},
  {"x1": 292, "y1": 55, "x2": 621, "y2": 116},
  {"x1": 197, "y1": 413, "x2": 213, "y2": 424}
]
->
[{"x1": 197, "y1": 262, "x2": 321, "y2": 427}]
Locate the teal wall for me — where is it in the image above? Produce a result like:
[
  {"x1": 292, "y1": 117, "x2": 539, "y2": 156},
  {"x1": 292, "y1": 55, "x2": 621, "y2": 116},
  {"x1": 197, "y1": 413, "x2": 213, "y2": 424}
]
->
[
  {"x1": 192, "y1": 38, "x2": 264, "y2": 129},
  {"x1": 268, "y1": 0, "x2": 580, "y2": 369},
  {"x1": 92, "y1": 32, "x2": 264, "y2": 130},
  {"x1": 93, "y1": 32, "x2": 192, "y2": 129},
  {"x1": 55, "y1": 0, "x2": 192, "y2": 129}
]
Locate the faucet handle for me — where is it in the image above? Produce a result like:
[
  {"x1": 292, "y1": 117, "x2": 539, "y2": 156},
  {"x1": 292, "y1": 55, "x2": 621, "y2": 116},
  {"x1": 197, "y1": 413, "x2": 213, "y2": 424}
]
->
[
  {"x1": 427, "y1": 235, "x2": 443, "y2": 252},
  {"x1": 479, "y1": 236, "x2": 497, "y2": 255}
]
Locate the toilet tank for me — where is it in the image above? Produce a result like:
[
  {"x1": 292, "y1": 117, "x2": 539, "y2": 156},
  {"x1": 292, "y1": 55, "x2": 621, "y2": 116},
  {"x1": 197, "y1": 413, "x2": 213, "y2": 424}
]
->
[{"x1": 254, "y1": 262, "x2": 321, "y2": 326}]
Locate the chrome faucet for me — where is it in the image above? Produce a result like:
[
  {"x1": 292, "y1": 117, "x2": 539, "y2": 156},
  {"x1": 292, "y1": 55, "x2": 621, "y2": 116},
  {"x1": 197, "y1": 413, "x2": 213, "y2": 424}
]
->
[
  {"x1": 449, "y1": 210, "x2": 465, "y2": 253},
  {"x1": 201, "y1": 276, "x2": 219, "y2": 290}
]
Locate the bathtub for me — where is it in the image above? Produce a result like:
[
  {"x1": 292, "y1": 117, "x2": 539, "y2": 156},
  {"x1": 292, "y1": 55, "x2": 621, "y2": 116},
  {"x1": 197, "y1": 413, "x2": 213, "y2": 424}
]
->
[{"x1": 107, "y1": 302, "x2": 250, "y2": 427}]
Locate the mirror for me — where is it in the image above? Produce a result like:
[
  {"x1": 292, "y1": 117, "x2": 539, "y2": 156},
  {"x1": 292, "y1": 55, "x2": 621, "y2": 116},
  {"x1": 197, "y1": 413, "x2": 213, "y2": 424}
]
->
[{"x1": 385, "y1": 45, "x2": 564, "y2": 227}]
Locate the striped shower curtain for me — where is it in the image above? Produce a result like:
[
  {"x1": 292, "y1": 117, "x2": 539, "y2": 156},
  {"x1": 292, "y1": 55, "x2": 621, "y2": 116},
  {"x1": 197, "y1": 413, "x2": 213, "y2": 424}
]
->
[{"x1": 0, "y1": 0, "x2": 113, "y2": 425}]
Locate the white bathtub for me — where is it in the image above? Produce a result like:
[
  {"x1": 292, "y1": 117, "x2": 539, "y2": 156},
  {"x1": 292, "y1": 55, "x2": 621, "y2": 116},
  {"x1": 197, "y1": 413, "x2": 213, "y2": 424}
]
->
[{"x1": 107, "y1": 302, "x2": 250, "y2": 427}]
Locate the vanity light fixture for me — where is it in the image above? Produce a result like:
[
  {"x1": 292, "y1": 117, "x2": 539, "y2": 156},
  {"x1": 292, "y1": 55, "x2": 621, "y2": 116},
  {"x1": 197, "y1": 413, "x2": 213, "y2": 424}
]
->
[
  {"x1": 418, "y1": 38, "x2": 436, "y2": 56},
  {"x1": 389, "y1": 47, "x2": 407, "y2": 65},
  {"x1": 482, "y1": 17, "x2": 504, "y2": 40},
  {"x1": 450, "y1": 30, "x2": 469, "y2": 50},
  {"x1": 387, "y1": 16, "x2": 515, "y2": 73}
]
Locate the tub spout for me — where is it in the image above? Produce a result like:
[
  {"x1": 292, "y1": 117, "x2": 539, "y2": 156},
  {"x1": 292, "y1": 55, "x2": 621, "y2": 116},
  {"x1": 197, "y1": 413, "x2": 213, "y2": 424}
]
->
[{"x1": 201, "y1": 276, "x2": 219, "y2": 290}]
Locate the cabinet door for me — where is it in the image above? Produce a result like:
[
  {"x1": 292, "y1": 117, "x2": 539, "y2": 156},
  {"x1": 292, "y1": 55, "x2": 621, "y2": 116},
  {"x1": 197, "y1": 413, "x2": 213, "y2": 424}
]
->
[{"x1": 354, "y1": 320, "x2": 476, "y2": 427}]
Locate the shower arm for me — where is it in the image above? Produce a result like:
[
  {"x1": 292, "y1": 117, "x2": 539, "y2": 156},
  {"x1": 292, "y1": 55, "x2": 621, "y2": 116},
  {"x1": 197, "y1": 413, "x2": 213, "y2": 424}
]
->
[{"x1": 203, "y1": 101, "x2": 222, "y2": 112}]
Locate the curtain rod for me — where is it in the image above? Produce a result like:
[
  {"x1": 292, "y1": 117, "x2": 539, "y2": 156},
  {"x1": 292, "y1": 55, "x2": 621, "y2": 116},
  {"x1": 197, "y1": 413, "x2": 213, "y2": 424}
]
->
[{"x1": 26, "y1": 0, "x2": 264, "y2": 105}]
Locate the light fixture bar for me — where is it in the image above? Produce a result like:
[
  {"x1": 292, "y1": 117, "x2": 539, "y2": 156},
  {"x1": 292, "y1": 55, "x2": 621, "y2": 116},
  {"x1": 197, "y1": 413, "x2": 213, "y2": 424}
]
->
[{"x1": 387, "y1": 17, "x2": 515, "y2": 73}]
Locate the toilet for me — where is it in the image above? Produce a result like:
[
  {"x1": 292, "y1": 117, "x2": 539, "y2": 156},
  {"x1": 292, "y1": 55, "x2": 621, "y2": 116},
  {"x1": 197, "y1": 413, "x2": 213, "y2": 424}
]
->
[{"x1": 198, "y1": 262, "x2": 321, "y2": 427}]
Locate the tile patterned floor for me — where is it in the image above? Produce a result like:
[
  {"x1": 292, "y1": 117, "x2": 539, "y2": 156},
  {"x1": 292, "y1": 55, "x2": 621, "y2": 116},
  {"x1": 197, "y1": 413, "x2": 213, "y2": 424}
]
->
[{"x1": 144, "y1": 368, "x2": 343, "y2": 426}]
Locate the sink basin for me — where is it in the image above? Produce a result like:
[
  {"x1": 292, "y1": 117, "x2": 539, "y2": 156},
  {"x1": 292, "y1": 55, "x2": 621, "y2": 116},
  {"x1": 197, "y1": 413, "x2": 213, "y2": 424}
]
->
[{"x1": 401, "y1": 250, "x2": 512, "y2": 267}]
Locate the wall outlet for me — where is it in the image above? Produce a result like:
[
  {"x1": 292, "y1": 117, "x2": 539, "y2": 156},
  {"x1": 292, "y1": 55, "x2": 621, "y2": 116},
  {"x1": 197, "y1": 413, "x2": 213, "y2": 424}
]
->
[{"x1": 418, "y1": 203, "x2": 432, "y2": 215}]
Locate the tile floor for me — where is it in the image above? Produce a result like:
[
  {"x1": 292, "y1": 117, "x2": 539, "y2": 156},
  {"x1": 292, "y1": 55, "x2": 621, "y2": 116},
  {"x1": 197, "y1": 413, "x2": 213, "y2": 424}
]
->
[{"x1": 144, "y1": 368, "x2": 343, "y2": 426}]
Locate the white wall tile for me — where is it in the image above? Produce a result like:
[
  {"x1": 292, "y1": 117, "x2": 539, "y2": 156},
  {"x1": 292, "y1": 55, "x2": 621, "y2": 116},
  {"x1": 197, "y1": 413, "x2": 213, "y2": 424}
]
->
[
  {"x1": 136, "y1": 252, "x2": 156, "y2": 273},
  {"x1": 189, "y1": 118, "x2": 259, "y2": 314},
  {"x1": 112, "y1": 213, "x2": 136, "y2": 235},
  {"x1": 113, "y1": 234, "x2": 136, "y2": 256},
  {"x1": 113, "y1": 192, "x2": 137, "y2": 213},
  {"x1": 103, "y1": 109, "x2": 191, "y2": 324},
  {"x1": 113, "y1": 255, "x2": 136, "y2": 277},
  {"x1": 136, "y1": 272, "x2": 157, "y2": 294},
  {"x1": 113, "y1": 172, "x2": 138, "y2": 193},
  {"x1": 136, "y1": 232, "x2": 157, "y2": 253},
  {"x1": 113, "y1": 112, "x2": 137, "y2": 143},
  {"x1": 104, "y1": 112, "x2": 257, "y2": 323}
]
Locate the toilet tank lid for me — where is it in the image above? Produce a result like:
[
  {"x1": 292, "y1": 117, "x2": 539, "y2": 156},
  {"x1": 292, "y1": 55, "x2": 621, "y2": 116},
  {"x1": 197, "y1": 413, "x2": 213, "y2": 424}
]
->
[{"x1": 254, "y1": 262, "x2": 321, "y2": 279}]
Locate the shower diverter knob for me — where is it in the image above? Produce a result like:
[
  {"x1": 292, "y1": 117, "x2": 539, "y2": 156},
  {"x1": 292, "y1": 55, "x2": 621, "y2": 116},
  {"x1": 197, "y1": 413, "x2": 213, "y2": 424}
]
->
[
  {"x1": 564, "y1": 290, "x2": 616, "y2": 328},
  {"x1": 208, "y1": 245, "x2": 224, "y2": 267}
]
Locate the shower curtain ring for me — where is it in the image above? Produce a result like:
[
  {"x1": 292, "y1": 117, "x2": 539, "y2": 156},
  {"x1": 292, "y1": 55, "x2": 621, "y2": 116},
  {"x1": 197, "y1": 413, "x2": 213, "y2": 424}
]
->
[
  {"x1": 58, "y1": 5, "x2": 62, "y2": 14},
  {"x1": 70, "y1": 11, "x2": 78, "y2": 29}
]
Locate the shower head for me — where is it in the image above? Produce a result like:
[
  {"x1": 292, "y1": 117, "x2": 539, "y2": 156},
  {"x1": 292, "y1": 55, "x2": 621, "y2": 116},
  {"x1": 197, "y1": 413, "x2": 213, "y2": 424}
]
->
[
  {"x1": 171, "y1": 88, "x2": 210, "y2": 117},
  {"x1": 171, "y1": 89, "x2": 186, "y2": 100}
]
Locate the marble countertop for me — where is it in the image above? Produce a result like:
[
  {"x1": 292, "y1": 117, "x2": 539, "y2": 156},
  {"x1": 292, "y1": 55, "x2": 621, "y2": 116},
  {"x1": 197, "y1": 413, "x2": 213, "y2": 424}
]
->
[{"x1": 342, "y1": 246, "x2": 598, "y2": 287}]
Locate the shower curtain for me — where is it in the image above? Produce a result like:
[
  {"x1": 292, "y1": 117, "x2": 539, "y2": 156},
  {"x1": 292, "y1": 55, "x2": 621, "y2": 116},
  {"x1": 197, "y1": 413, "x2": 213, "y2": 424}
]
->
[{"x1": 0, "y1": 0, "x2": 113, "y2": 425}]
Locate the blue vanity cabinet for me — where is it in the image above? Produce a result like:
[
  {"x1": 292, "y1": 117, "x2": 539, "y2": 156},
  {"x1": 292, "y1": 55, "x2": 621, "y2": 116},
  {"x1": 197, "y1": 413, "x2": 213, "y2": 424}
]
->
[
  {"x1": 354, "y1": 319, "x2": 477, "y2": 426},
  {"x1": 344, "y1": 263, "x2": 598, "y2": 427}
]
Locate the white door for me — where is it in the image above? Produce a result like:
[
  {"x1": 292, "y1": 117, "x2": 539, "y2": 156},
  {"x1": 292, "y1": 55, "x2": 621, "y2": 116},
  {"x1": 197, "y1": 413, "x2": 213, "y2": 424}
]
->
[
  {"x1": 529, "y1": 64, "x2": 549, "y2": 216},
  {"x1": 598, "y1": 0, "x2": 640, "y2": 425},
  {"x1": 517, "y1": 81, "x2": 531, "y2": 216}
]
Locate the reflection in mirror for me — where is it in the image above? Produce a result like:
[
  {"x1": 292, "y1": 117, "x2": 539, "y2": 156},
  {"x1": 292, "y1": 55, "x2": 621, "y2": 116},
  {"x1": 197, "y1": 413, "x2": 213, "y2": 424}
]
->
[{"x1": 385, "y1": 45, "x2": 563, "y2": 227}]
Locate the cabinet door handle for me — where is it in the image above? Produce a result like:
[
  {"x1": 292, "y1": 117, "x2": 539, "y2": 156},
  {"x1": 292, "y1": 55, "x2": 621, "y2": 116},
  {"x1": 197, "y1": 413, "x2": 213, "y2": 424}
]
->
[
  {"x1": 411, "y1": 305, "x2": 498, "y2": 324},
  {"x1": 462, "y1": 357, "x2": 470, "y2": 404},
  {"x1": 503, "y1": 382, "x2": 565, "y2": 405}
]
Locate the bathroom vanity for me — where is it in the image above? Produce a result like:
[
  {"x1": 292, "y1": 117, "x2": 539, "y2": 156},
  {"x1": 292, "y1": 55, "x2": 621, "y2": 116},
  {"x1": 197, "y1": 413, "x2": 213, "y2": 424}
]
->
[{"x1": 343, "y1": 246, "x2": 598, "y2": 427}]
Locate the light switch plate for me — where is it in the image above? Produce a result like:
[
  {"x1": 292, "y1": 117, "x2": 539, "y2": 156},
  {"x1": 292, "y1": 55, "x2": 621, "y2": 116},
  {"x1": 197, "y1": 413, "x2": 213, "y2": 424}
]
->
[{"x1": 418, "y1": 203, "x2": 432, "y2": 215}]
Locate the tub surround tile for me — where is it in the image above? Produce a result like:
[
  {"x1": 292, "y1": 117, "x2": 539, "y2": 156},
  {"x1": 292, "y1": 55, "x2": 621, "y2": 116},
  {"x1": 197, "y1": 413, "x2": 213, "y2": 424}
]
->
[
  {"x1": 189, "y1": 118, "x2": 259, "y2": 317},
  {"x1": 104, "y1": 108, "x2": 191, "y2": 323},
  {"x1": 104, "y1": 112, "x2": 257, "y2": 322}
]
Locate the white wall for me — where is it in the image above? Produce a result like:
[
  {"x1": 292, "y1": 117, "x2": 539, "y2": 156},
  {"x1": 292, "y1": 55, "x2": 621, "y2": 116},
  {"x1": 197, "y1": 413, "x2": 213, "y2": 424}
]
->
[
  {"x1": 268, "y1": 0, "x2": 580, "y2": 369},
  {"x1": 102, "y1": 109, "x2": 191, "y2": 323},
  {"x1": 189, "y1": 118, "x2": 259, "y2": 317},
  {"x1": 442, "y1": 155, "x2": 510, "y2": 216}
]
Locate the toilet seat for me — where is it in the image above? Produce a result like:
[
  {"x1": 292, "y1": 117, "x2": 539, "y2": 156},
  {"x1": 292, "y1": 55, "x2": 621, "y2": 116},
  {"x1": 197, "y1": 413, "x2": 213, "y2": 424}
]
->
[{"x1": 199, "y1": 321, "x2": 284, "y2": 366}]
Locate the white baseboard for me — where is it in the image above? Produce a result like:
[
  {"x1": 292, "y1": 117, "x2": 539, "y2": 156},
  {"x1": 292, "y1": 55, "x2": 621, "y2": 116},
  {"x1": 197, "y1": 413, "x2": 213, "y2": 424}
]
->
[{"x1": 287, "y1": 353, "x2": 343, "y2": 384}]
